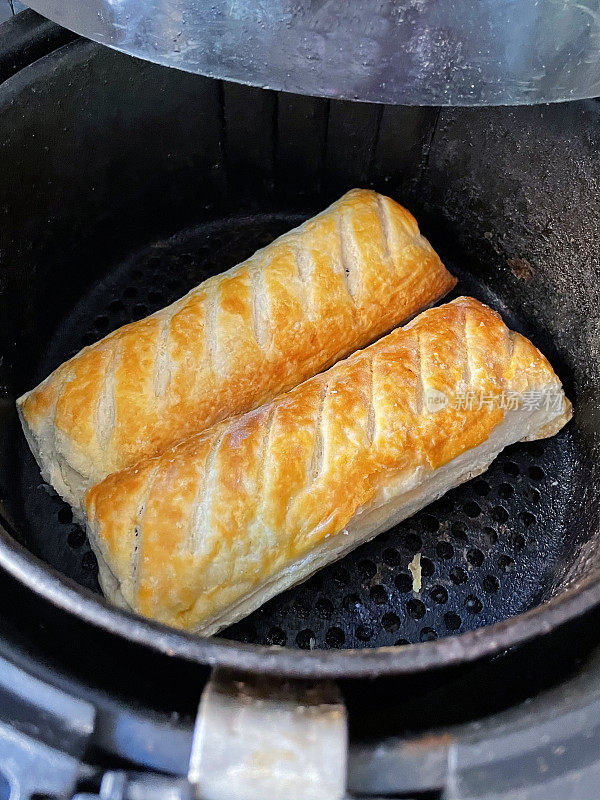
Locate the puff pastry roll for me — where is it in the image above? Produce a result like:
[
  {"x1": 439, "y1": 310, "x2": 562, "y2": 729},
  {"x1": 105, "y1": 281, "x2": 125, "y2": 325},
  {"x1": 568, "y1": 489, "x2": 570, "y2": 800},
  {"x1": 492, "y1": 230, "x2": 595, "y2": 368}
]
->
[
  {"x1": 83, "y1": 298, "x2": 571, "y2": 635},
  {"x1": 18, "y1": 189, "x2": 455, "y2": 507}
]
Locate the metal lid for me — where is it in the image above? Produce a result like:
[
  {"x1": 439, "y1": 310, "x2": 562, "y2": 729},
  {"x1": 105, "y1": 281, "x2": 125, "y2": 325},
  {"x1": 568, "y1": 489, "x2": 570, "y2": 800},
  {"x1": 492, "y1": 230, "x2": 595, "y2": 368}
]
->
[{"x1": 24, "y1": 0, "x2": 600, "y2": 105}]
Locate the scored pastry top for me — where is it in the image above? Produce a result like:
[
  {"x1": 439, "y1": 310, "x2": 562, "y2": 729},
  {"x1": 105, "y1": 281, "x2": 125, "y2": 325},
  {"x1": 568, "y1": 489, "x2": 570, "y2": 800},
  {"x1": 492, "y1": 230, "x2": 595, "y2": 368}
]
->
[
  {"x1": 84, "y1": 297, "x2": 571, "y2": 633},
  {"x1": 18, "y1": 189, "x2": 455, "y2": 505}
]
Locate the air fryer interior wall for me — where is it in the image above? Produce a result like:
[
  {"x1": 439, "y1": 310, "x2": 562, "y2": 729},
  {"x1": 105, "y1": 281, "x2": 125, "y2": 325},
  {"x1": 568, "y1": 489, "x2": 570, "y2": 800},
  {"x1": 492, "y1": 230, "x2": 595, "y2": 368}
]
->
[{"x1": 0, "y1": 39, "x2": 599, "y2": 656}]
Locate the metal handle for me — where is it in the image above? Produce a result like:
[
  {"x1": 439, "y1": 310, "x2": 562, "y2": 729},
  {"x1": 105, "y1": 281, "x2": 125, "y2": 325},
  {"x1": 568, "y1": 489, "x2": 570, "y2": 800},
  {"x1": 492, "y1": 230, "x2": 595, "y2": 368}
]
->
[{"x1": 188, "y1": 668, "x2": 348, "y2": 800}]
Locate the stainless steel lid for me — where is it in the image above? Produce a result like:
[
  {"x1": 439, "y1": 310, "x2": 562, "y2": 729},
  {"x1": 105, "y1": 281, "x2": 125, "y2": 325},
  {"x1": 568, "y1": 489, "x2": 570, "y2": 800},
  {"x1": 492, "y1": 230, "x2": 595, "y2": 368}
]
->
[{"x1": 24, "y1": 0, "x2": 600, "y2": 105}]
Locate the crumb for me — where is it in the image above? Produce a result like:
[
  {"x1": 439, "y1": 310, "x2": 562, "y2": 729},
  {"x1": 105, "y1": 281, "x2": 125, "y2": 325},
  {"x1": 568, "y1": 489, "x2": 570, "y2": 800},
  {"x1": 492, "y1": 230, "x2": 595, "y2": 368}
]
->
[
  {"x1": 409, "y1": 552, "x2": 422, "y2": 593},
  {"x1": 508, "y1": 256, "x2": 534, "y2": 283}
]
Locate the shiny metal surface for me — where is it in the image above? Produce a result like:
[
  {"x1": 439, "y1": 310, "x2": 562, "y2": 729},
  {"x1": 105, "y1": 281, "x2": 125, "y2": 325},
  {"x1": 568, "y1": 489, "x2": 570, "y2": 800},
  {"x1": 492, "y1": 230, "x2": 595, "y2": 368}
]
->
[{"x1": 23, "y1": 0, "x2": 600, "y2": 105}]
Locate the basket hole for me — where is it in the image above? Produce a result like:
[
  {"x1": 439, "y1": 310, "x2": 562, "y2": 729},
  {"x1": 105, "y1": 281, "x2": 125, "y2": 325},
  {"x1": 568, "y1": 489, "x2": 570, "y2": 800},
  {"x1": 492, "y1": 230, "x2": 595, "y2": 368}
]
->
[
  {"x1": 394, "y1": 573, "x2": 413, "y2": 593},
  {"x1": 464, "y1": 501, "x2": 481, "y2": 518},
  {"x1": 490, "y1": 506, "x2": 508, "y2": 523},
  {"x1": 94, "y1": 314, "x2": 109, "y2": 331},
  {"x1": 148, "y1": 290, "x2": 164, "y2": 304},
  {"x1": 81, "y1": 331, "x2": 97, "y2": 346},
  {"x1": 450, "y1": 566, "x2": 468, "y2": 584},
  {"x1": 81, "y1": 551, "x2": 98, "y2": 573},
  {"x1": 524, "y1": 487, "x2": 541, "y2": 504},
  {"x1": 444, "y1": 612, "x2": 461, "y2": 631},
  {"x1": 326, "y1": 627, "x2": 345, "y2": 648},
  {"x1": 293, "y1": 597, "x2": 312, "y2": 618},
  {"x1": 265, "y1": 627, "x2": 286, "y2": 646},
  {"x1": 472, "y1": 479, "x2": 490, "y2": 496},
  {"x1": 382, "y1": 548, "x2": 401, "y2": 567},
  {"x1": 109, "y1": 299, "x2": 124, "y2": 314},
  {"x1": 420, "y1": 627, "x2": 438, "y2": 642},
  {"x1": 503, "y1": 461, "x2": 520, "y2": 476},
  {"x1": 528, "y1": 465, "x2": 545, "y2": 481},
  {"x1": 435, "y1": 497, "x2": 454, "y2": 514},
  {"x1": 498, "y1": 483, "x2": 514, "y2": 499},
  {"x1": 451, "y1": 522, "x2": 468, "y2": 543},
  {"x1": 57, "y1": 505, "x2": 73, "y2": 524},
  {"x1": 482, "y1": 526, "x2": 498, "y2": 547},
  {"x1": 67, "y1": 528, "x2": 86, "y2": 549},
  {"x1": 315, "y1": 596, "x2": 334, "y2": 618},
  {"x1": 465, "y1": 595, "x2": 483, "y2": 613},
  {"x1": 407, "y1": 598, "x2": 426, "y2": 620},
  {"x1": 382, "y1": 612, "x2": 401, "y2": 632},
  {"x1": 131, "y1": 268, "x2": 144, "y2": 280},
  {"x1": 357, "y1": 559, "x2": 377, "y2": 580},
  {"x1": 296, "y1": 629, "x2": 316, "y2": 649},
  {"x1": 511, "y1": 532, "x2": 526, "y2": 550},
  {"x1": 356, "y1": 625, "x2": 373, "y2": 642},
  {"x1": 420, "y1": 557, "x2": 435, "y2": 577},
  {"x1": 466, "y1": 548, "x2": 484, "y2": 567},
  {"x1": 430, "y1": 585, "x2": 448, "y2": 604},
  {"x1": 235, "y1": 622, "x2": 257, "y2": 643},
  {"x1": 332, "y1": 566, "x2": 350, "y2": 586},
  {"x1": 370, "y1": 584, "x2": 388, "y2": 605},
  {"x1": 134, "y1": 303, "x2": 149, "y2": 317},
  {"x1": 403, "y1": 532, "x2": 422, "y2": 552},
  {"x1": 497, "y1": 554, "x2": 515, "y2": 573},
  {"x1": 530, "y1": 443, "x2": 544, "y2": 458},
  {"x1": 520, "y1": 511, "x2": 536, "y2": 527},
  {"x1": 483, "y1": 575, "x2": 500, "y2": 593},
  {"x1": 123, "y1": 286, "x2": 138, "y2": 299},
  {"x1": 395, "y1": 638, "x2": 409, "y2": 646},
  {"x1": 343, "y1": 593, "x2": 361, "y2": 612},
  {"x1": 420, "y1": 514, "x2": 439, "y2": 532},
  {"x1": 436, "y1": 541, "x2": 454, "y2": 559}
]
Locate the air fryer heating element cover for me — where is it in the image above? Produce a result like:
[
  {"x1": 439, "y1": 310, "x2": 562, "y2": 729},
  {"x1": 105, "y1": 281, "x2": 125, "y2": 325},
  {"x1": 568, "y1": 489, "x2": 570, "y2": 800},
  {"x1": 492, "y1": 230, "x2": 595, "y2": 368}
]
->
[{"x1": 0, "y1": 33, "x2": 599, "y2": 678}]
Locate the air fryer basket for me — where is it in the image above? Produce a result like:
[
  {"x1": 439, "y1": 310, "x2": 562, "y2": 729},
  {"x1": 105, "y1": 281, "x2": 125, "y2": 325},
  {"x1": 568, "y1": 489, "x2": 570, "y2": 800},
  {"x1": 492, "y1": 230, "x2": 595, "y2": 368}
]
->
[{"x1": 0, "y1": 38, "x2": 599, "y2": 677}]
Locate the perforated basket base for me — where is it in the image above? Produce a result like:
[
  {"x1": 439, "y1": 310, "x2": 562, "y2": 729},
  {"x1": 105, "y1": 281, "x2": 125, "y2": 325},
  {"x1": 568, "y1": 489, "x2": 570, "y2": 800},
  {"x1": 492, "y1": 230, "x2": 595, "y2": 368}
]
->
[{"x1": 13, "y1": 212, "x2": 575, "y2": 650}]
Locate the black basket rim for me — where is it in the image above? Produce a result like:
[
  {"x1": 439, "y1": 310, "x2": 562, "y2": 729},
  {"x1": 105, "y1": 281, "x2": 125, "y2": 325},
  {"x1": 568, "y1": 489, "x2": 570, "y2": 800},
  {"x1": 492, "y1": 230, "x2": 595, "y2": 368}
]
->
[{"x1": 1, "y1": 521, "x2": 599, "y2": 678}]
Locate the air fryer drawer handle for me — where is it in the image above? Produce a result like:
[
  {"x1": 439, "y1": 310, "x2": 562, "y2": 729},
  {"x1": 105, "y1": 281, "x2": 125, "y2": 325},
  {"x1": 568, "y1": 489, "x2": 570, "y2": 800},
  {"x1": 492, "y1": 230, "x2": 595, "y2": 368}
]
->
[{"x1": 188, "y1": 668, "x2": 348, "y2": 800}]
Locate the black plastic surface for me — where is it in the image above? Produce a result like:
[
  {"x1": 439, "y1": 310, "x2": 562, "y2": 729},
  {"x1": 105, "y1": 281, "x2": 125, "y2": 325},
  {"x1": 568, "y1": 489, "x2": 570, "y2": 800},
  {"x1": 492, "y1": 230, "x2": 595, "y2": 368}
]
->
[{"x1": 0, "y1": 9, "x2": 76, "y2": 84}]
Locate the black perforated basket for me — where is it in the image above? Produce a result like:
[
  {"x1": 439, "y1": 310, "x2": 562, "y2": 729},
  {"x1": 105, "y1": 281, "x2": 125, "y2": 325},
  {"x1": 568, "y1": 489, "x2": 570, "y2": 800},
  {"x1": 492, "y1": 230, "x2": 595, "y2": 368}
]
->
[{"x1": 0, "y1": 35, "x2": 599, "y2": 677}]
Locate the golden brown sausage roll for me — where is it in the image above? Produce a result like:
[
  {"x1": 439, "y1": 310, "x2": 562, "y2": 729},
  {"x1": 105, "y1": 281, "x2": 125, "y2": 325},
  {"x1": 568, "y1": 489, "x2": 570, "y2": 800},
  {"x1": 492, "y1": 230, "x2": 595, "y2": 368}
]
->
[
  {"x1": 83, "y1": 298, "x2": 571, "y2": 635},
  {"x1": 18, "y1": 189, "x2": 455, "y2": 506}
]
